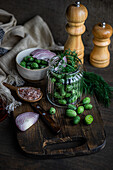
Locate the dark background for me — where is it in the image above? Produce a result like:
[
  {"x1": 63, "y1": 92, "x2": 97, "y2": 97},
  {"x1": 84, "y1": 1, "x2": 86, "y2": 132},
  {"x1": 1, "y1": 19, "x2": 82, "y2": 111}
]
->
[
  {"x1": 0, "y1": 0, "x2": 113, "y2": 50},
  {"x1": 0, "y1": 0, "x2": 113, "y2": 169}
]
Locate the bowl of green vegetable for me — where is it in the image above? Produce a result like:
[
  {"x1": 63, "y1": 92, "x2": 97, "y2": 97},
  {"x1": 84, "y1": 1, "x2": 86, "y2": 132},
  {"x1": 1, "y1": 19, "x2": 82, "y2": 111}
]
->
[{"x1": 16, "y1": 48, "x2": 56, "y2": 82}]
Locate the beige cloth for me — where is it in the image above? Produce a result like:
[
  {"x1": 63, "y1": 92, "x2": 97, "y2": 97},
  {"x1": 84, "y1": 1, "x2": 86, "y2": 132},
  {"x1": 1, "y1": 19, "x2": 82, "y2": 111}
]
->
[{"x1": 0, "y1": 9, "x2": 63, "y2": 113}]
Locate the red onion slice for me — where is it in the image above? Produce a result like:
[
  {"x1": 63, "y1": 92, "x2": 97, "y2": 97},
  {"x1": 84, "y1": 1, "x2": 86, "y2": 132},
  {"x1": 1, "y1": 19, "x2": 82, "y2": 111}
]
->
[
  {"x1": 15, "y1": 112, "x2": 39, "y2": 131},
  {"x1": 30, "y1": 49, "x2": 49, "y2": 56},
  {"x1": 55, "y1": 56, "x2": 67, "y2": 71},
  {"x1": 30, "y1": 49, "x2": 56, "y2": 61}
]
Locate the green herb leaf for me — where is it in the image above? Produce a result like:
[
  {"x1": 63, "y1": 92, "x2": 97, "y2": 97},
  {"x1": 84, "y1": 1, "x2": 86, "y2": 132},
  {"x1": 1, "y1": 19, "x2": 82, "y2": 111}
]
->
[{"x1": 83, "y1": 71, "x2": 113, "y2": 107}]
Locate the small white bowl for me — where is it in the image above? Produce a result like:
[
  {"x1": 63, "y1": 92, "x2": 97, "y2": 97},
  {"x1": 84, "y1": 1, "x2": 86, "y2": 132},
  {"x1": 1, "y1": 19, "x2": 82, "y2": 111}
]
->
[{"x1": 16, "y1": 48, "x2": 49, "y2": 82}]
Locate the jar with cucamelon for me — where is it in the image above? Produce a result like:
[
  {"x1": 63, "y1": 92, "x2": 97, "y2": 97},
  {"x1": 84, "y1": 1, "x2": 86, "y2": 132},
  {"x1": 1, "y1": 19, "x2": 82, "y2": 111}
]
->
[{"x1": 47, "y1": 53, "x2": 83, "y2": 107}]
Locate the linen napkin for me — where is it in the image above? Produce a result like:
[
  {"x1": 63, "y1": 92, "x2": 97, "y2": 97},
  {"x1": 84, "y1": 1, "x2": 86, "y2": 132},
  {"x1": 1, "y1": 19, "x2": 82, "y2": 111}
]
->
[{"x1": 0, "y1": 9, "x2": 63, "y2": 113}]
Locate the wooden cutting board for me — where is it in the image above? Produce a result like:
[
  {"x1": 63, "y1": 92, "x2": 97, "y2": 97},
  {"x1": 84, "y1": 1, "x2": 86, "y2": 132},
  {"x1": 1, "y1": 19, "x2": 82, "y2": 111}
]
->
[{"x1": 13, "y1": 81, "x2": 106, "y2": 159}]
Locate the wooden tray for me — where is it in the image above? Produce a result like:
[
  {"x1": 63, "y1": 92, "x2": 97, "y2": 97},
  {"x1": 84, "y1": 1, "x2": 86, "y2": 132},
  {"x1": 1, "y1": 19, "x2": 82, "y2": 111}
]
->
[{"x1": 13, "y1": 83, "x2": 106, "y2": 159}]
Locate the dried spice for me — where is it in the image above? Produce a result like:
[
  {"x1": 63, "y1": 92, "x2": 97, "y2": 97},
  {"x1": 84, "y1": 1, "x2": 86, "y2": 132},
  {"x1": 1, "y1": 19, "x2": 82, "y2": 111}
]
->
[{"x1": 18, "y1": 87, "x2": 41, "y2": 101}]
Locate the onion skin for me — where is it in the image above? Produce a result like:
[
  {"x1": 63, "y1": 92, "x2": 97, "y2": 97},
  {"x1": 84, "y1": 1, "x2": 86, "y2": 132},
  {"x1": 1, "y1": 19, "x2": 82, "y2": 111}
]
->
[{"x1": 15, "y1": 112, "x2": 39, "y2": 131}]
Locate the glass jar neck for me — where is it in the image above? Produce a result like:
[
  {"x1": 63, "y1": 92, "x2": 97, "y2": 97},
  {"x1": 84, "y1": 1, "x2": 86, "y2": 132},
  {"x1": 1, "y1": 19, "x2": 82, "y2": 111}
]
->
[{"x1": 49, "y1": 55, "x2": 83, "y2": 75}]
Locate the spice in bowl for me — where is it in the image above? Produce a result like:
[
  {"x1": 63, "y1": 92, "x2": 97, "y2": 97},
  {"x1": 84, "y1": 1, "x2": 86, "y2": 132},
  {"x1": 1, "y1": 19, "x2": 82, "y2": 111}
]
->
[{"x1": 18, "y1": 87, "x2": 41, "y2": 101}]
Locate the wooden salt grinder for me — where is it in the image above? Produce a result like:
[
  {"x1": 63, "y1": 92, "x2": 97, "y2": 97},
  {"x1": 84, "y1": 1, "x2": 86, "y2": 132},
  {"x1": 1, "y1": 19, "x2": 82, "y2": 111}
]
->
[
  {"x1": 90, "y1": 22, "x2": 113, "y2": 68},
  {"x1": 64, "y1": 2, "x2": 88, "y2": 63}
]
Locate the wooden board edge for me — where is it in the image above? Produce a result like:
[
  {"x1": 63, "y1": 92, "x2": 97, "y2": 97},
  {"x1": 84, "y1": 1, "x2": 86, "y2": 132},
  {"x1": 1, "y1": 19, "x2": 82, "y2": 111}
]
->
[{"x1": 15, "y1": 134, "x2": 106, "y2": 159}]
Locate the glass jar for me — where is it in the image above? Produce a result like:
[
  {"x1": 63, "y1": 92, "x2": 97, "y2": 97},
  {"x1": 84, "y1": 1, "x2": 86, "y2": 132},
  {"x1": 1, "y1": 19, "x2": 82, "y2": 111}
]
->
[{"x1": 47, "y1": 55, "x2": 83, "y2": 107}]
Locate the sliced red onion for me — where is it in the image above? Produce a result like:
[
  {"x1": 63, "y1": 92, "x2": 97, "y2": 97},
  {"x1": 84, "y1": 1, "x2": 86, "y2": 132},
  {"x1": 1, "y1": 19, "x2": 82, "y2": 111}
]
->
[
  {"x1": 30, "y1": 49, "x2": 56, "y2": 61},
  {"x1": 63, "y1": 56, "x2": 67, "y2": 65},
  {"x1": 55, "y1": 56, "x2": 67, "y2": 71},
  {"x1": 30, "y1": 49, "x2": 49, "y2": 56},
  {"x1": 15, "y1": 112, "x2": 39, "y2": 131}
]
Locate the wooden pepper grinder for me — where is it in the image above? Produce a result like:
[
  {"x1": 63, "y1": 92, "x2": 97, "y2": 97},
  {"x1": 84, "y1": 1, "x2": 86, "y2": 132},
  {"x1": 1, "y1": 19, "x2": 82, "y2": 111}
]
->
[
  {"x1": 90, "y1": 22, "x2": 113, "y2": 68},
  {"x1": 64, "y1": 2, "x2": 88, "y2": 63}
]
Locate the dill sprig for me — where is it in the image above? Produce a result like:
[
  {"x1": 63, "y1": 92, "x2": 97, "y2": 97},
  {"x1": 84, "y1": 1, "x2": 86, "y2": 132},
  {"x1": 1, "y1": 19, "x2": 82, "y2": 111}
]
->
[
  {"x1": 64, "y1": 49, "x2": 80, "y2": 67},
  {"x1": 83, "y1": 71, "x2": 113, "y2": 107}
]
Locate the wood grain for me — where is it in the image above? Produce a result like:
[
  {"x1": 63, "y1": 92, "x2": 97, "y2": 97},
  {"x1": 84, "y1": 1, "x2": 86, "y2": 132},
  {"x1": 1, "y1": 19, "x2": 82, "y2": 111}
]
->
[
  {"x1": 90, "y1": 23, "x2": 113, "y2": 68},
  {"x1": 0, "y1": 0, "x2": 113, "y2": 166},
  {"x1": 0, "y1": 50, "x2": 113, "y2": 169},
  {"x1": 64, "y1": 2, "x2": 88, "y2": 63},
  {"x1": 3, "y1": 82, "x2": 43, "y2": 103},
  {"x1": 13, "y1": 86, "x2": 106, "y2": 158}
]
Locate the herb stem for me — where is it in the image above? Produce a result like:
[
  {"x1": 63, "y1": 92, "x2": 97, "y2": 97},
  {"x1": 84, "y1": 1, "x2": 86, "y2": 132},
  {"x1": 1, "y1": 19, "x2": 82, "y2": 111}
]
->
[{"x1": 66, "y1": 63, "x2": 75, "y2": 71}]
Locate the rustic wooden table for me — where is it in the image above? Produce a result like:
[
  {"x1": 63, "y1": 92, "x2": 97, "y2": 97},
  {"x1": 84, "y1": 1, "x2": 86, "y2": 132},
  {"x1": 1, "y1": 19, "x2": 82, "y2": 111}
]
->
[{"x1": 0, "y1": 50, "x2": 113, "y2": 170}]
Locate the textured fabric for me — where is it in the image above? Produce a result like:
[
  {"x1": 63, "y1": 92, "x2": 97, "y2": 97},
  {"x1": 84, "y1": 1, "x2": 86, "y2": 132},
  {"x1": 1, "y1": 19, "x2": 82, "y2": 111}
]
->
[
  {"x1": 0, "y1": 28, "x2": 8, "y2": 55},
  {"x1": 0, "y1": 28, "x2": 5, "y2": 42},
  {"x1": 0, "y1": 9, "x2": 63, "y2": 113}
]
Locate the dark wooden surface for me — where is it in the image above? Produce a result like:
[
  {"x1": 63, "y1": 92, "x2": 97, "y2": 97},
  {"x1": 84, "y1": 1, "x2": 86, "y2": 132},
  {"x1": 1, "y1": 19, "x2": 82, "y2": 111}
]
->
[
  {"x1": 13, "y1": 92, "x2": 106, "y2": 158},
  {"x1": 0, "y1": 0, "x2": 113, "y2": 51},
  {"x1": 0, "y1": 0, "x2": 113, "y2": 168},
  {"x1": 0, "y1": 50, "x2": 113, "y2": 169}
]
